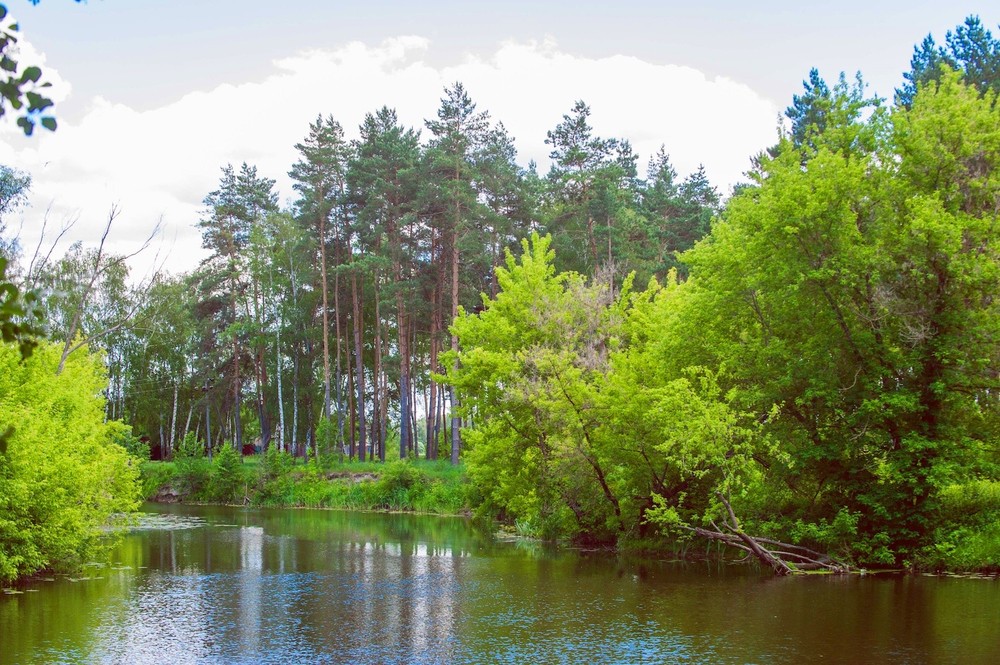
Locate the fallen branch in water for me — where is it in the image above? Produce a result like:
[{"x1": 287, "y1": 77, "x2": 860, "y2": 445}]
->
[{"x1": 680, "y1": 492, "x2": 850, "y2": 576}]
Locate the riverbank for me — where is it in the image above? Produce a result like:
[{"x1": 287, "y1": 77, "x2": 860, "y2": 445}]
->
[
  {"x1": 139, "y1": 450, "x2": 1000, "y2": 575},
  {"x1": 140, "y1": 450, "x2": 469, "y2": 516}
]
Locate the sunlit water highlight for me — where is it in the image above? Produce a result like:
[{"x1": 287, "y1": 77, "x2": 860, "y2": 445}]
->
[{"x1": 2, "y1": 504, "x2": 998, "y2": 664}]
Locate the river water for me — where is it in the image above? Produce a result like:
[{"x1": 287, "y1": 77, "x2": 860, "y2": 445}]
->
[{"x1": 1, "y1": 503, "x2": 997, "y2": 664}]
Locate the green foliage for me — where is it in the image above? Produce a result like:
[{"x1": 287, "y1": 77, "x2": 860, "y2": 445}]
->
[
  {"x1": 0, "y1": 340, "x2": 141, "y2": 583},
  {"x1": 259, "y1": 445, "x2": 294, "y2": 480},
  {"x1": 140, "y1": 457, "x2": 468, "y2": 514},
  {"x1": 447, "y1": 72, "x2": 1000, "y2": 568},
  {"x1": 162, "y1": 439, "x2": 250, "y2": 504},
  {"x1": 898, "y1": 16, "x2": 1000, "y2": 107},
  {"x1": 921, "y1": 479, "x2": 1000, "y2": 570},
  {"x1": 315, "y1": 418, "x2": 338, "y2": 459},
  {"x1": 938, "y1": 479, "x2": 1000, "y2": 519},
  {"x1": 172, "y1": 432, "x2": 210, "y2": 497},
  {"x1": 206, "y1": 444, "x2": 246, "y2": 503},
  {"x1": 370, "y1": 459, "x2": 427, "y2": 509},
  {"x1": 927, "y1": 522, "x2": 1000, "y2": 570},
  {"x1": 253, "y1": 446, "x2": 295, "y2": 504},
  {"x1": 0, "y1": 256, "x2": 42, "y2": 362},
  {"x1": 668, "y1": 68, "x2": 1000, "y2": 566},
  {"x1": 139, "y1": 460, "x2": 175, "y2": 500},
  {"x1": 0, "y1": 3, "x2": 70, "y2": 135},
  {"x1": 112, "y1": 426, "x2": 150, "y2": 461},
  {"x1": 175, "y1": 431, "x2": 204, "y2": 460},
  {"x1": 790, "y1": 509, "x2": 860, "y2": 559}
]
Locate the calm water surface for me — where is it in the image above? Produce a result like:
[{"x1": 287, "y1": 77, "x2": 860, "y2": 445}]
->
[{"x1": 1, "y1": 503, "x2": 998, "y2": 664}]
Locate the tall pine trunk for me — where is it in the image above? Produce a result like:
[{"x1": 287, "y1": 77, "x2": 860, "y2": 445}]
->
[
  {"x1": 320, "y1": 213, "x2": 332, "y2": 421},
  {"x1": 373, "y1": 277, "x2": 384, "y2": 462},
  {"x1": 334, "y1": 250, "x2": 345, "y2": 454},
  {"x1": 450, "y1": 214, "x2": 461, "y2": 465},
  {"x1": 395, "y1": 263, "x2": 410, "y2": 460},
  {"x1": 352, "y1": 269, "x2": 366, "y2": 462}
]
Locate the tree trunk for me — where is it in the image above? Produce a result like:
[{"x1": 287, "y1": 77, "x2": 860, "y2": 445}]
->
[
  {"x1": 347, "y1": 345, "x2": 356, "y2": 458},
  {"x1": 427, "y1": 230, "x2": 441, "y2": 460},
  {"x1": 373, "y1": 279, "x2": 384, "y2": 462},
  {"x1": 169, "y1": 382, "x2": 179, "y2": 458},
  {"x1": 276, "y1": 314, "x2": 286, "y2": 453},
  {"x1": 319, "y1": 213, "x2": 332, "y2": 421},
  {"x1": 396, "y1": 284, "x2": 410, "y2": 460},
  {"x1": 679, "y1": 492, "x2": 850, "y2": 576},
  {"x1": 256, "y1": 345, "x2": 270, "y2": 451},
  {"x1": 378, "y1": 367, "x2": 388, "y2": 462},
  {"x1": 183, "y1": 402, "x2": 194, "y2": 447},
  {"x1": 231, "y1": 281, "x2": 243, "y2": 452},
  {"x1": 352, "y1": 269, "x2": 366, "y2": 462},
  {"x1": 334, "y1": 256, "x2": 345, "y2": 455},
  {"x1": 204, "y1": 379, "x2": 212, "y2": 459},
  {"x1": 450, "y1": 227, "x2": 461, "y2": 465},
  {"x1": 292, "y1": 350, "x2": 300, "y2": 458}
]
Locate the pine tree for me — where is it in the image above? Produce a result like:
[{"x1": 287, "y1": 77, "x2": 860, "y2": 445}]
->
[
  {"x1": 195, "y1": 163, "x2": 277, "y2": 452},
  {"x1": 289, "y1": 115, "x2": 352, "y2": 451},
  {"x1": 424, "y1": 83, "x2": 491, "y2": 464}
]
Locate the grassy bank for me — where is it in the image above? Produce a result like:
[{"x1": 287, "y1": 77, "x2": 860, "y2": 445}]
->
[{"x1": 140, "y1": 447, "x2": 470, "y2": 515}]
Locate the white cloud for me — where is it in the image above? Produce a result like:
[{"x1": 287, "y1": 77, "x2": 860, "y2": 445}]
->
[{"x1": 1, "y1": 36, "x2": 779, "y2": 277}]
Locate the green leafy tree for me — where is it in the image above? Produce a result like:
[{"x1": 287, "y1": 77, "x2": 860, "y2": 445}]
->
[
  {"x1": 669, "y1": 69, "x2": 1000, "y2": 565},
  {"x1": 0, "y1": 340, "x2": 140, "y2": 582},
  {"x1": 633, "y1": 150, "x2": 721, "y2": 281},
  {"x1": 445, "y1": 233, "x2": 632, "y2": 539},
  {"x1": 783, "y1": 69, "x2": 878, "y2": 156},
  {"x1": 117, "y1": 275, "x2": 199, "y2": 459}
]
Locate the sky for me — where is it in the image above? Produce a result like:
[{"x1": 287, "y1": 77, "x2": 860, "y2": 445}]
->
[{"x1": 0, "y1": 0, "x2": 996, "y2": 277}]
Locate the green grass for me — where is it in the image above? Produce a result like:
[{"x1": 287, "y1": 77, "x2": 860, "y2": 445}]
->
[
  {"x1": 919, "y1": 479, "x2": 1000, "y2": 572},
  {"x1": 140, "y1": 453, "x2": 470, "y2": 515}
]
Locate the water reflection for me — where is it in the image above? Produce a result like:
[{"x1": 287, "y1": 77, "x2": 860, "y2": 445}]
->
[{"x1": 1, "y1": 504, "x2": 998, "y2": 664}]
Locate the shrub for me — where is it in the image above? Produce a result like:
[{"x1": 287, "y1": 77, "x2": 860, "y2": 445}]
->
[
  {"x1": 173, "y1": 432, "x2": 210, "y2": 498},
  {"x1": 372, "y1": 459, "x2": 428, "y2": 509},
  {"x1": 316, "y1": 418, "x2": 341, "y2": 460},
  {"x1": 258, "y1": 446, "x2": 294, "y2": 482},
  {"x1": 0, "y1": 341, "x2": 141, "y2": 583},
  {"x1": 207, "y1": 444, "x2": 246, "y2": 504},
  {"x1": 175, "y1": 431, "x2": 205, "y2": 459},
  {"x1": 112, "y1": 427, "x2": 150, "y2": 461}
]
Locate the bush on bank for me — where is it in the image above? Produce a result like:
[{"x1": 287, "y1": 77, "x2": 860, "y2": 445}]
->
[
  {"x1": 0, "y1": 342, "x2": 141, "y2": 583},
  {"x1": 141, "y1": 449, "x2": 469, "y2": 516}
]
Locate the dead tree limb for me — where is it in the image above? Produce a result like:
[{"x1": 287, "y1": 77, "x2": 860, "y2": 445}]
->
[
  {"x1": 678, "y1": 492, "x2": 850, "y2": 576},
  {"x1": 56, "y1": 206, "x2": 162, "y2": 374}
]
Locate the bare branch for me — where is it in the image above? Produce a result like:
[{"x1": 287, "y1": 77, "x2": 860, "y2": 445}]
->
[
  {"x1": 55, "y1": 206, "x2": 162, "y2": 375},
  {"x1": 26, "y1": 205, "x2": 77, "y2": 287}
]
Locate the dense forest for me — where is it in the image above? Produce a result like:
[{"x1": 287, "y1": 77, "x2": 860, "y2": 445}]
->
[
  {"x1": 3, "y1": 15, "x2": 1000, "y2": 577},
  {"x1": 3, "y1": 87, "x2": 721, "y2": 463}
]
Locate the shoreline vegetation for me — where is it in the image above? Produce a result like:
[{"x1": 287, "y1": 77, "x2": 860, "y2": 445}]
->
[
  {"x1": 138, "y1": 451, "x2": 1000, "y2": 577},
  {"x1": 140, "y1": 449, "x2": 469, "y2": 517}
]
